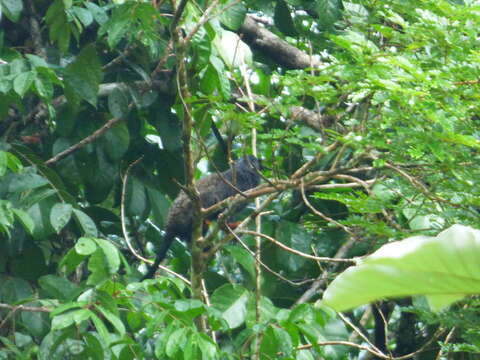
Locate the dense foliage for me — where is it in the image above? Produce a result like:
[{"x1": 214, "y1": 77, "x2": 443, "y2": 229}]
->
[{"x1": 1, "y1": 0, "x2": 480, "y2": 358}]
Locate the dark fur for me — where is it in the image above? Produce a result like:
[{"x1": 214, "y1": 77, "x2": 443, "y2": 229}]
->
[{"x1": 142, "y1": 155, "x2": 260, "y2": 280}]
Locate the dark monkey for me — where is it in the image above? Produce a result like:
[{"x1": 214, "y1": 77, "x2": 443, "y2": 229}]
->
[{"x1": 142, "y1": 155, "x2": 261, "y2": 280}]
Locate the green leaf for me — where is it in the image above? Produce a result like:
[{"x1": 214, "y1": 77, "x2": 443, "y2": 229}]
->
[
  {"x1": 59, "y1": 248, "x2": 86, "y2": 275},
  {"x1": 323, "y1": 225, "x2": 480, "y2": 311},
  {"x1": 220, "y1": 2, "x2": 246, "y2": 31},
  {"x1": 73, "y1": 209, "x2": 98, "y2": 236},
  {"x1": 71, "y1": 6, "x2": 93, "y2": 27},
  {"x1": 84, "y1": 2, "x2": 108, "y2": 25},
  {"x1": 95, "y1": 238, "x2": 120, "y2": 274},
  {"x1": 165, "y1": 328, "x2": 188, "y2": 358},
  {"x1": 225, "y1": 245, "x2": 255, "y2": 280},
  {"x1": 274, "y1": 0, "x2": 297, "y2": 37},
  {"x1": 33, "y1": 69, "x2": 54, "y2": 100},
  {"x1": 12, "y1": 208, "x2": 35, "y2": 235},
  {"x1": 83, "y1": 333, "x2": 104, "y2": 360},
  {"x1": 13, "y1": 71, "x2": 35, "y2": 96},
  {"x1": 313, "y1": 0, "x2": 343, "y2": 30},
  {"x1": 200, "y1": 64, "x2": 220, "y2": 95},
  {"x1": 125, "y1": 176, "x2": 149, "y2": 219},
  {"x1": 50, "y1": 301, "x2": 84, "y2": 317},
  {"x1": 107, "y1": 88, "x2": 129, "y2": 118},
  {"x1": 8, "y1": 171, "x2": 49, "y2": 192},
  {"x1": 50, "y1": 203, "x2": 73, "y2": 233},
  {"x1": 0, "y1": 151, "x2": 7, "y2": 176},
  {"x1": 27, "y1": 197, "x2": 56, "y2": 239},
  {"x1": 52, "y1": 309, "x2": 92, "y2": 330},
  {"x1": 1, "y1": 0, "x2": 23, "y2": 22},
  {"x1": 83, "y1": 147, "x2": 116, "y2": 204},
  {"x1": 153, "y1": 110, "x2": 182, "y2": 152},
  {"x1": 146, "y1": 187, "x2": 169, "y2": 229},
  {"x1": 0, "y1": 200, "x2": 14, "y2": 234},
  {"x1": 51, "y1": 311, "x2": 77, "y2": 330},
  {"x1": 87, "y1": 250, "x2": 109, "y2": 285},
  {"x1": 127, "y1": 311, "x2": 142, "y2": 331},
  {"x1": 103, "y1": 121, "x2": 130, "y2": 160},
  {"x1": 183, "y1": 337, "x2": 200, "y2": 360},
  {"x1": 75, "y1": 237, "x2": 97, "y2": 255},
  {"x1": 209, "y1": 55, "x2": 231, "y2": 98},
  {"x1": 246, "y1": 296, "x2": 278, "y2": 327},
  {"x1": 260, "y1": 326, "x2": 285, "y2": 358},
  {"x1": 95, "y1": 305, "x2": 126, "y2": 336},
  {"x1": 198, "y1": 333, "x2": 217, "y2": 359},
  {"x1": 211, "y1": 284, "x2": 249, "y2": 329},
  {"x1": 99, "y1": 3, "x2": 132, "y2": 48},
  {"x1": 64, "y1": 44, "x2": 102, "y2": 107},
  {"x1": 275, "y1": 221, "x2": 312, "y2": 272},
  {"x1": 10, "y1": 244, "x2": 49, "y2": 281},
  {"x1": 213, "y1": 30, "x2": 252, "y2": 69},
  {"x1": 14, "y1": 332, "x2": 33, "y2": 348},
  {"x1": 7, "y1": 152, "x2": 22, "y2": 172},
  {"x1": 174, "y1": 299, "x2": 205, "y2": 318},
  {"x1": 90, "y1": 312, "x2": 111, "y2": 342},
  {"x1": 0, "y1": 277, "x2": 33, "y2": 302},
  {"x1": 38, "y1": 275, "x2": 78, "y2": 300},
  {"x1": 26, "y1": 54, "x2": 49, "y2": 68}
]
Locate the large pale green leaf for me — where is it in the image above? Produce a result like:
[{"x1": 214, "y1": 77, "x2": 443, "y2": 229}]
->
[
  {"x1": 72, "y1": 209, "x2": 98, "y2": 236},
  {"x1": 75, "y1": 237, "x2": 97, "y2": 255},
  {"x1": 13, "y1": 71, "x2": 35, "y2": 97},
  {"x1": 94, "y1": 238, "x2": 120, "y2": 274},
  {"x1": 322, "y1": 225, "x2": 480, "y2": 311},
  {"x1": 12, "y1": 208, "x2": 34, "y2": 235},
  {"x1": 8, "y1": 171, "x2": 48, "y2": 193},
  {"x1": 211, "y1": 284, "x2": 249, "y2": 329},
  {"x1": 1, "y1": 0, "x2": 23, "y2": 22},
  {"x1": 213, "y1": 30, "x2": 252, "y2": 68},
  {"x1": 50, "y1": 203, "x2": 73, "y2": 233}
]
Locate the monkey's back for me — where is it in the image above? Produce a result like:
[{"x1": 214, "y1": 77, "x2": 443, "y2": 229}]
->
[{"x1": 164, "y1": 156, "x2": 260, "y2": 243}]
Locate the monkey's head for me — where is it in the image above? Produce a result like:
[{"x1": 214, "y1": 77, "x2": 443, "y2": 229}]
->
[{"x1": 237, "y1": 155, "x2": 261, "y2": 172}]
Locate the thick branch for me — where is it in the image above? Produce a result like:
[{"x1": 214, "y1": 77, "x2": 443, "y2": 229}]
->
[
  {"x1": 290, "y1": 106, "x2": 338, "y2": 131},
  {"x1": 239, "y1": 16, "x2": 322, "y2": 69}
]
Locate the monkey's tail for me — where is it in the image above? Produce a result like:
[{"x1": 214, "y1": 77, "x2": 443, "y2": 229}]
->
[{"x1": 141, "y1": 233, "x2": 175, "y2": 280}]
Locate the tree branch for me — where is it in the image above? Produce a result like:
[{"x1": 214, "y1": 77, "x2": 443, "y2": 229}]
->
[{"x1": 239, "y1": 16, "x2": 322, "y2": 69}]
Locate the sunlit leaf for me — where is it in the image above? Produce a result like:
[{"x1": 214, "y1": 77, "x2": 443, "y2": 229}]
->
[
  {"x1": 50, "y1": 203, "x2": 73, "y2": 233},
  {"x1": 323, "y1": 225, "x2": 480, "y2": 311},
  {"x1": 211, "y1": 284, "x2": 248, "y2": 329}
]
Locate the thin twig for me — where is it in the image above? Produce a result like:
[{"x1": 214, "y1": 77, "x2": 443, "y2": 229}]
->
[
  {"x1": 227, "y1": 227, "x2": 314, "y2": 286},
  {"x1": 0, "y1": 303, "x2": 51, "y2": 313},
  {"x1": 45, "y1": 114, "x2": 129, "y2": 165},
  {"x1": 291, "y1": 142, "x2": 339, "y2": 179},
  {"x1": 121, "y1": 157, "x2": 150, "y2": 263},
  {"x1": 338, "y1": 312, "x2": 385, "y2": 355},
  {"x1": 295, "y1": 234, "x2": 358, "y2": 305},
  {"x1": 436, "y1": 326, "x2": 456, "y2": 360},
  {"x1": 300, "y1": 178, "x2": 355, "y2": 236},
  {"x1": 296, "y1": 340, "x2": 388, "y2": 359},
  {"x1": 239, "y1": 230, "x2": 356, "y2": 264}
]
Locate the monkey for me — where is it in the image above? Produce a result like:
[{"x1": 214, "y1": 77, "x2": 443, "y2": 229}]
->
[{"x1": 142, "y1": 155, "x2": 261, "y2": 280}]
